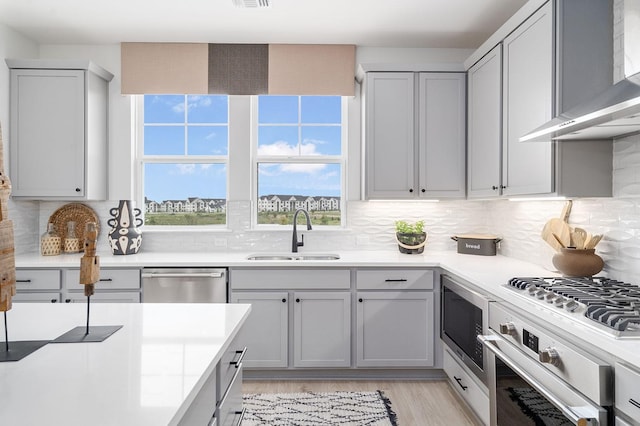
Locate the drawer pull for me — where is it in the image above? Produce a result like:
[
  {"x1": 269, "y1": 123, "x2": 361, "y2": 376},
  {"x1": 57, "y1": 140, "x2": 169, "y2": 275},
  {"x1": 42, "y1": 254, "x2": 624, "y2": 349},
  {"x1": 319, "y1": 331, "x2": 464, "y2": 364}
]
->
[
  {"x1": 99, "y1": 278, "x2": 113, "y2": 282},
  {"x1": 454, "y1": 376, "x2": 468, "y2": 391},
  {"x1": 16, "y1": 279, "x2": 32, "y2": 283},
  {"x1": 230, "y1": 347, "x2": 247, "y2": 368},
  {"x1": 234, "y1": 408, "x2": 246, "y2": 426},
  {"x1": 630, "y1": 398, "x2": 640, "y2": 409},
  {"x1": 384, "y1": 279, "x2": 408, "y2": 282}
]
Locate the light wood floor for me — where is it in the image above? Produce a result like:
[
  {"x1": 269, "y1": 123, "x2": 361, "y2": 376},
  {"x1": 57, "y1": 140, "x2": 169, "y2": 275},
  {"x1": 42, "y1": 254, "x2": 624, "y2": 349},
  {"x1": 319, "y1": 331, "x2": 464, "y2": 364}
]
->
[{"x1": 243, "y1": 380, "x2": 482, "y2": 426}]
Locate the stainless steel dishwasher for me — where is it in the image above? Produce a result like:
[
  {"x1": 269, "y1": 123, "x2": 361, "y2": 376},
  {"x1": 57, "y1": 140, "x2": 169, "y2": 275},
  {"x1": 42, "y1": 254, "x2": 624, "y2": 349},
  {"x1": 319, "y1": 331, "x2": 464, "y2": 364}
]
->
[{"x1": 141, "y1": 268, "x2": 227, "y2": 303}]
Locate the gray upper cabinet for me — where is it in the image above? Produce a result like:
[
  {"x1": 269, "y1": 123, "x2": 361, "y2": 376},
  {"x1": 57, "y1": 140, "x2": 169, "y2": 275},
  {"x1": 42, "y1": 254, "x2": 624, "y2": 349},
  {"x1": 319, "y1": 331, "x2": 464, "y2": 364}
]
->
[
  {"x1": 467, "y1": 0, "x2": 613, "y2": 198},
  {"x1": 7, "y1": 60, "x2": 113, "y2": 200},
  {"x1": 502, "y1": 1, "x2": 554, "y2": 196},
  {"x1": 364, "y1": 72, "x2": 466, "y2": 199},
  {"x1": 467, "y1": 45, "x2": 502, "y2": 198}
]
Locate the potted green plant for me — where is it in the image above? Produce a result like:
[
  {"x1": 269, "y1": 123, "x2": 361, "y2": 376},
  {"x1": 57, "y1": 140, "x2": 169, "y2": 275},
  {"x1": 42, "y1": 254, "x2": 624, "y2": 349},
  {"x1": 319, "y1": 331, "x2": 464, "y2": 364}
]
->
[{"x1": 395, "y1": 220, "x2": 428, "y2": 254}]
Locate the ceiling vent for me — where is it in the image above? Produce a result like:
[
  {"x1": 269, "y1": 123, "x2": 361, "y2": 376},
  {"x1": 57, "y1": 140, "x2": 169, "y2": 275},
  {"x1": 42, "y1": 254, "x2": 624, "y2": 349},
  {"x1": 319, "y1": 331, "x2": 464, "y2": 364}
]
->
[{"x1": 233, "y1": 0, "x2": 270, "y2": 8}]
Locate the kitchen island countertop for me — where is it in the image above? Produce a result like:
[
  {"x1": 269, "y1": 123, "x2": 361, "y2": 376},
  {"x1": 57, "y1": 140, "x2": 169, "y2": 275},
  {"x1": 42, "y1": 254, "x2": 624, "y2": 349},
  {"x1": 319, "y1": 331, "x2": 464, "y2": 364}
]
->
[
  {"x1": 0, "y1": 302, "x2": 251, "y2": 426},
  {"x1": 15, "y1": 249, "x2": 640, "y2": 370}
]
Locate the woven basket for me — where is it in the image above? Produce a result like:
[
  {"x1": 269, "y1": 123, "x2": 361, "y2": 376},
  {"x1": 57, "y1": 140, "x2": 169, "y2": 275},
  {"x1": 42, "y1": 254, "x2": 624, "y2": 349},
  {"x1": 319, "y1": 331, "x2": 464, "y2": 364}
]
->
[{"x1": 49, "y1": 203, "x2": 100, "y2": 252}]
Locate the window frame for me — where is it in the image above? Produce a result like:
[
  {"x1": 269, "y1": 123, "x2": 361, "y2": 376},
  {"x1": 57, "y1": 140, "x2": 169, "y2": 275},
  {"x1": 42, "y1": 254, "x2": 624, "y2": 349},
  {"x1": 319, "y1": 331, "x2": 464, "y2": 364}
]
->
[
  {"x1": 250, "y1": 95, "x2": 348, "y2": 229},
  {"x1": 134, "y1": 95, "x2": 230, "y2": 230}
]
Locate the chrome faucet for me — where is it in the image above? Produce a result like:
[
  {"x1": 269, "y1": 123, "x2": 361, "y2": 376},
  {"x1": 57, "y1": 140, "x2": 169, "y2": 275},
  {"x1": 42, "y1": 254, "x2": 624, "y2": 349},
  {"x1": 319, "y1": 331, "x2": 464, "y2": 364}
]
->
[{"x1": 292, "y1": 208, "x2": 312, "y2": 252}]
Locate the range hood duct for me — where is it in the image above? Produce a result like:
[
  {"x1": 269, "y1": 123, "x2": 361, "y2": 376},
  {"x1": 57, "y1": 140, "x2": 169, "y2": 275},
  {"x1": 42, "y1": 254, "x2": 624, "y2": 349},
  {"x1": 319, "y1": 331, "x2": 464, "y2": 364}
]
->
[{"x1": 521, "y1": 0, "x2": 640, "y2": 142}]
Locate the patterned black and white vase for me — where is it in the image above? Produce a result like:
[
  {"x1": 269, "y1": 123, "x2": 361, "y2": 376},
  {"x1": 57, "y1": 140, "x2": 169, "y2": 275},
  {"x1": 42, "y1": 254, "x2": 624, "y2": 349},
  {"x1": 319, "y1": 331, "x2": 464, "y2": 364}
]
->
[{"x1": 107, "y1": 200, "x2": 143, "y2": 255}]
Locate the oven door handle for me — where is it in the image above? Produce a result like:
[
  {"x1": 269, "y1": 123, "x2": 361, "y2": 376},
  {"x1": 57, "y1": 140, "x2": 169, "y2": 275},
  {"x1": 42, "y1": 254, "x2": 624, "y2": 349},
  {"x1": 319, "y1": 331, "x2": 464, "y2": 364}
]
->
[{"x1": 478, "y1": 335, "x2": 596, "y2": 426}]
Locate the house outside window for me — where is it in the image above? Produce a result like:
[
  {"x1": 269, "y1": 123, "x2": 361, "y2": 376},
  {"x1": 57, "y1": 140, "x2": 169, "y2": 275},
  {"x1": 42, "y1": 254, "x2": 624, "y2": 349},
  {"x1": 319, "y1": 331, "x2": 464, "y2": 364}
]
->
[{"x1": 138, "y1": 95, "x2": 228, "y2": 226}]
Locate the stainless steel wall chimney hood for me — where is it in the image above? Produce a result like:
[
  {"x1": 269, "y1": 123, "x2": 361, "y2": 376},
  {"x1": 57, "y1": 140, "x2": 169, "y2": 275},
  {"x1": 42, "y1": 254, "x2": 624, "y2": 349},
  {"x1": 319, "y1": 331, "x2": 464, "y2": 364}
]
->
[
  {"x1": 520, "y1": 73, "x2": 640, "y2": 142},
  {"x1": 521, "y1": 0, "x2": 640, "y2": 142}
]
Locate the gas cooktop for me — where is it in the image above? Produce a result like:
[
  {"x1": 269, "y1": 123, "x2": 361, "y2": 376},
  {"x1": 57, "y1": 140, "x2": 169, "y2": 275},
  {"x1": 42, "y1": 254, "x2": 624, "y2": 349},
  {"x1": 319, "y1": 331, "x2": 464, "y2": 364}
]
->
[{"x1": 506, "y1": 276, "x2": 640, "y2": 337}]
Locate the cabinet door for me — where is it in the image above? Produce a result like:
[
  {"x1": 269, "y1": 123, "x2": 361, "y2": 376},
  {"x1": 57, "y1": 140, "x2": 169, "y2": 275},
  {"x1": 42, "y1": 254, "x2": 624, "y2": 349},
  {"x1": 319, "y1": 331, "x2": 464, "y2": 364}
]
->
[
  {"x1": 502, "y1": 1, "x2": 554, "y2": 196},
  {"x1": 230, "y1": 292, "x2": 288, "y2": 368},
  {"x1": 365, "y1": 72, "x2": 416, "y2": 199},
  {"x1": 293, "y1": 291, "x2": 351, "y2": 367},
  {"x1": 467, "y1": 45, "x2": 503, "y2": 198},
  {"x1": 418, "y1": 73, "x2": 466, "y2": 198},
  {"x1": 9, "y1": 69, "x2": 86, "y2": 198},
  {"x1": 356, "y1": 291, "x2": 434, "y2": 367}
]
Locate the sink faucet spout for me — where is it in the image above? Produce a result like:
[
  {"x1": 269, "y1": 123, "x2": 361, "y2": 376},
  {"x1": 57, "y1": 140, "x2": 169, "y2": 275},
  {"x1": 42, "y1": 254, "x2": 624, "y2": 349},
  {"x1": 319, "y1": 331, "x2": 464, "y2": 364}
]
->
[{"x1": 292, "y1": 208, "x2": 312, "y2": 253}]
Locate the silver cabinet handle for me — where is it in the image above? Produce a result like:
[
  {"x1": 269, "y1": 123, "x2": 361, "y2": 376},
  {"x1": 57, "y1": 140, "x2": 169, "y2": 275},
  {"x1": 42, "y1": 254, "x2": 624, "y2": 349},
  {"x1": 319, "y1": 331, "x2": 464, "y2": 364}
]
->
[
  {"x1": 478, "y1": 335, "x2": 596, "y2": 426},
  {"x1": 141, "y1": 272, "x2": 224, "y2": 279}
]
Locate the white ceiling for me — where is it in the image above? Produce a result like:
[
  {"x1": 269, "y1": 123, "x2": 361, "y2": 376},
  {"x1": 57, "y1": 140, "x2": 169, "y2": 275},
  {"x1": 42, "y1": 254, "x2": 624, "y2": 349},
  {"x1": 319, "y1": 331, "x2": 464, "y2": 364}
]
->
[{"x1": 0, "y1": 0, "x2": 528, "y2": 48}]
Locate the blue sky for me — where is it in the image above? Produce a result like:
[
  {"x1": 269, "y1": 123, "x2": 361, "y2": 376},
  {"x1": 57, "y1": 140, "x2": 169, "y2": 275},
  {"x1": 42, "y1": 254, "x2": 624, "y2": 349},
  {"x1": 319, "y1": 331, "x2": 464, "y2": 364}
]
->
[{"x1": 143, "y1": 95, "x2": 342, "y2": 202}]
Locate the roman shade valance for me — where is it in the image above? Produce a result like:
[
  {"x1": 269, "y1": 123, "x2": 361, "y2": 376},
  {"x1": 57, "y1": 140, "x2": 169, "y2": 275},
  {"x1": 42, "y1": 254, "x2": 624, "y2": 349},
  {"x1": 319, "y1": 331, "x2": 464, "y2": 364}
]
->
[{"x1": 121, "y1": 42, "x2": 355, "y2": 96}]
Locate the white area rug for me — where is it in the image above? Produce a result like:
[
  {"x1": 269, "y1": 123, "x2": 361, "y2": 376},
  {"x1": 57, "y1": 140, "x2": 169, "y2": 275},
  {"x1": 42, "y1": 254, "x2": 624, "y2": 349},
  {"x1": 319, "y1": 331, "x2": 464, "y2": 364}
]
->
[{"x1": 242, "y1": 390, "x2": 398, "y2": 426}]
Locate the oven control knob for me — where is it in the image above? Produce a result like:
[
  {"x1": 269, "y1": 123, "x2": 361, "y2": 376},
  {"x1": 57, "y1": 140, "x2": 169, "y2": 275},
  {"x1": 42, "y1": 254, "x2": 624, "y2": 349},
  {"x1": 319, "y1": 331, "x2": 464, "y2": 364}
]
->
[
  {"x1": 499, "y1": 322, "x2": 517, "y2": 336},
  {"x1": 565, "y1": 300, "x2": 578, "y2": 312},
  {"x1": 535, "y1": 289, "x2": 547, "y2": 299},
  {"x1": 545, "y1": 293, "x2": 557, "y2": 303},
  {"x1": 527, "y1": 286, "x2": 539, "y2": 295},
  {"x1": 554, "y1": 297, "x2": 565, "y2": 307},
  {"x1": 539, "y1": 348, "x2": 560, "y2": 366}
]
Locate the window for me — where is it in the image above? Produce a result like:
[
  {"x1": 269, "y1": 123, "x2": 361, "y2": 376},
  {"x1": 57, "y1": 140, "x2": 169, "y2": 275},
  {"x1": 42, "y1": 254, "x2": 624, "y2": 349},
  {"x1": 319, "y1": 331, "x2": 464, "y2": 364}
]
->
[
  {"x1": 140, "y1": 95, "x2": 228, "y2": 226},
  {"x1": 254, "y1": 96, "x2": 345, "y2": 226}
]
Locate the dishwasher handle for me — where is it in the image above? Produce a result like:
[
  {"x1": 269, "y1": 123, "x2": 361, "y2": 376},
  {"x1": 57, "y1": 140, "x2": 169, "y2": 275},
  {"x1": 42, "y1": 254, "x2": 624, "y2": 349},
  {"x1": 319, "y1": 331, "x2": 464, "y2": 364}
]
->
[{"x1": 141, "y1": 272, "x2": 224, "y2": 279}]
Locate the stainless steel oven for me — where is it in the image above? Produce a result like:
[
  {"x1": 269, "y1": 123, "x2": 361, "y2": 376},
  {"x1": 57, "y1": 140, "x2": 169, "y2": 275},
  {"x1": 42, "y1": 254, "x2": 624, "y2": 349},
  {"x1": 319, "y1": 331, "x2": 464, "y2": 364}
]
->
[
  {"x1": 441, "y1": 274, "x2": 492, "y2": 385},
  {"x1": 479, "y1": 302, "x2": 613, "y2": 426}
]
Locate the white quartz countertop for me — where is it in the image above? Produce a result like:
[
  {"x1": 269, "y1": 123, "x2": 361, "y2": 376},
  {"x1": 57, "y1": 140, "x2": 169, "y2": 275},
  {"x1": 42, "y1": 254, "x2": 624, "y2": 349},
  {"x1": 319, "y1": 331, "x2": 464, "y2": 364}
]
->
[
  {"x1": 0, "y1": 303, "x2": 251, "y2": 426},
  {"x1": 15, "y1": 250, "x2": 640, "y2": 369}
]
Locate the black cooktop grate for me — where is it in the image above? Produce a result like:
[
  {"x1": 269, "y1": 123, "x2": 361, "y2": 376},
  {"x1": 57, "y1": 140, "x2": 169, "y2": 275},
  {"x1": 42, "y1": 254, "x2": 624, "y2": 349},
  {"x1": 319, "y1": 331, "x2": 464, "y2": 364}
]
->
[{"x1": 508, "y1": 277, "x2": 640, "y2": 332}]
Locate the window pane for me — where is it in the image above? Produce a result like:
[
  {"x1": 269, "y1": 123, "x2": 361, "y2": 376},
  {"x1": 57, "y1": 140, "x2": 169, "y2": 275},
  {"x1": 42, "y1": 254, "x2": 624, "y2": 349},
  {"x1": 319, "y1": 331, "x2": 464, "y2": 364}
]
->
[
  {"x1": 144, "y1": 95, "x2": 185, "y2": 123},
  {"x1": 257, "y1": 126, "x2": 299, "y2": 154},
  {"x1": 257, "y1": 162, "x2": 341, "y2": 226},
  {"x1": 302, "y1": 126, "x2": 341, "y2": 155},
  {"x1": 144, "y1": 126, "x2": 185, "y2": 155},
  {"x1": 301, "y1": 96, "x2": 341, "y2": 123},
  {"x1": 187, "y1": 126, "x2": 228, "y2": 155},
  {"x1": 186, "y1": 95, "x2": 228, "y2": 124},
  {"x1": 144, "y1": 163, "x2": 226, "y2": 226},
  {"x1": 258, "y1": 96, "x2": 298, "y2": 123}
]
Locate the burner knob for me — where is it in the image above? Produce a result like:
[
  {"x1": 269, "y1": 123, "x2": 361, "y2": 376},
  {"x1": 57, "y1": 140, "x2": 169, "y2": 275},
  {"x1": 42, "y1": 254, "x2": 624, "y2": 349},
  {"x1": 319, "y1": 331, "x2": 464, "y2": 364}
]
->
[
  {"x1": 545, "y1": 293, "x2": 557, "y2": 303},
  {"x1": 499, "y1": 322, "x2": 517, "y2": 336},
  {"x1": 554, "y1": 297, "x2": 565, "y2": 307},
  {"x1": 565, "y1": 300, "x2": 579, "y2": 312},
  {"x1": 527, "y1": 286, "x2": 539, "y2": 295},
  {"x1": 535, "y1": 289, "x2": 547, "y2": 299},
  {"x1": 539, "y1": 348, "x2": 560, "y2": 366}
]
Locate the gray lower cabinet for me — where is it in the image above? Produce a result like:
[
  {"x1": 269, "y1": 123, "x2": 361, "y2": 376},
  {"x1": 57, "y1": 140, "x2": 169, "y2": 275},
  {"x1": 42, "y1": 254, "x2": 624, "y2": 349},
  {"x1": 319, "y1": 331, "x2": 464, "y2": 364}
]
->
[
  {"x1": 355, "y1": 269, "x2": 435, "y2": 367},
  {"x1": 293, "y1": 291, "x2": 351, "y2": 368},
  {"x1": 230, "y1": 268, "x2": 351, "y2": 369},
  {"x1": 230, "y1": 291, "x2": 288, "y2": 368},
  {"x1": 14, "y1": 269, "x2": 62, "y2": 303},
  {"x1": 14, "y1": 268, "x2": 141, "y2": 304},
  {"x1": 356, "y1": 291, "x2": 434, "y2": 367}
]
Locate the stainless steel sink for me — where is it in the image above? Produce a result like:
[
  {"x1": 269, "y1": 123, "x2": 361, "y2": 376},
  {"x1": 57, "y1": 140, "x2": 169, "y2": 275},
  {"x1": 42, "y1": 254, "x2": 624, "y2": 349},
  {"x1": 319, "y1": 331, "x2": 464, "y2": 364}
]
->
[
  {"x1": 246, "y1": 253, "x2": 340, "y2": 261},
  {"x1": 295, "y1": 254, "x2": 340, "y2": 260}
]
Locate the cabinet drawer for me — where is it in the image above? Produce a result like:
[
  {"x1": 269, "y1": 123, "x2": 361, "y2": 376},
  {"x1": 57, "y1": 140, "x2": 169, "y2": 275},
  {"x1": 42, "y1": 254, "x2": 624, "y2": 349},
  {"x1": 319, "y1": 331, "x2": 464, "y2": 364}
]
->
[
  {"x1": 13, "y1": 292, "x2": 62, "y2": 303},
  {"x1": 356, "y1": 269, "x2": 434, "y2": 290},
  {"x1": 177, "y1": 368, "x2": 217, "y2": 426},
  {"x1": 615, "y1": 362, "x2": 640, "y2": 421},
  {"x1": 15, "y1": 269, "x2": 61, "y2": 291},
  {"x1": 231, "y1": 269, "x2": 350, "y2": 290},
  {"x1": 66, "y1": 291, "x2": 141, "y2": 303},
  {"x1": 218, "y1": 367, "x2": 243, "y2": 426},
  {"x1": 443, "y1": 348, "x2": 489, "y2": 425},
  {"x1": 64, "y1": 268, "x2": 141, "y2": 290}
]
